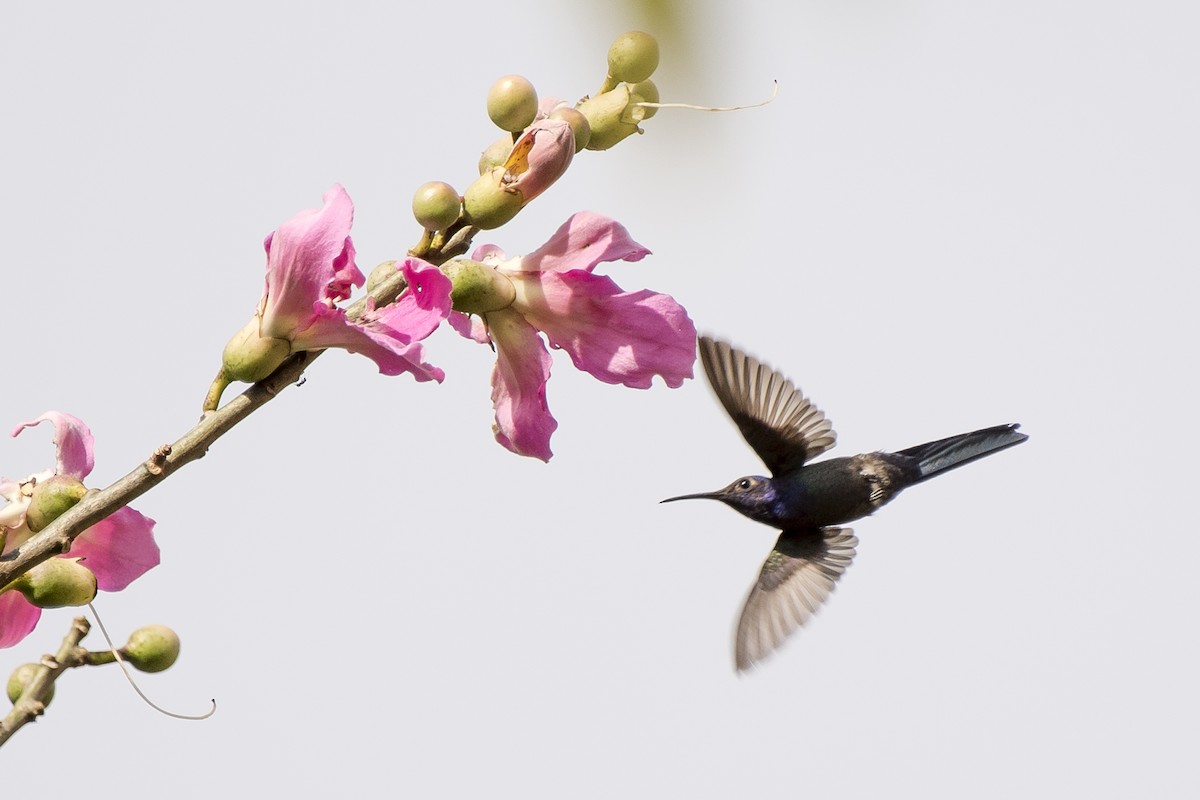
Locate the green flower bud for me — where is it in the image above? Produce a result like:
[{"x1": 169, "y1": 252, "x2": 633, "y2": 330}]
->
[
  {"x1": 578, "y1": 85, "x2": 642, "y2": 151},
  {"x1": 479, "y1": 136, "x2": 513, "y2": 174},
  {"x1": 441, "y1": 259, "x2": 516, "y2": 314},
  {"x1": 25, "y1": 475, "x2": 87, "y2": 533},
  {"x1": 14, "y1": 557, "x2": 97, "y2": 608},
  {"x1": 366, "y1": 260, "x2": 399, "y2": 294},
  {"x1": 462, "y1": 167, "x2": 525, "y2": 229},
  {"x1": 629, "y1": 79, "x2": 660, "y2": 120},
  {"x1": 487, "y1": 75, "x2": 538, "y2": 133},
  {"x1": 221, "y1": 317, "x2": 291, "y2": 384},
  {"x1": 121, "y1": 624, "x2": 181, "y2": 673},
  {"x1": 412, "y1": 181, "x2": 461, "y2": 232},
  {"x1": 549, "y1": 106, "x2": 592, "y2": 152},
  {"x1": 7, "y1": 663, "x2": 53, "y2": 706},
  {"x1": 607, "y1": 31, "x2": 659, "y2": 84}
]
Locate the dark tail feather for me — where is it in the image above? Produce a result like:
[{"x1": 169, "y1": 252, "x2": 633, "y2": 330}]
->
[{"x1": 896, "y1": 423, "x2": 1028, "y2": 482}]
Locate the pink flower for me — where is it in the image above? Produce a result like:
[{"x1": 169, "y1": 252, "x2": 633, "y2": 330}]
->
[
  {"x1": 451, "y1": 212, "x2": 696, "y2": 461},
  {"x1": 0, "y1": 413, "x2": 160, "y2": 648},
  {"x1": 214, "y1": 185, "x2": 452, "y2": 406}
]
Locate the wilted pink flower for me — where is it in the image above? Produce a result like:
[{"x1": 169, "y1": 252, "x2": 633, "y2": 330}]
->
[
  {"x1": 450, "y1": 212, "x2": 696, "y2": 461},
  {"x1": 213, "y1": 185, "x2": 452, "y2": 407},
  {"x1": 0, "y1": 412, "x2": 160, "y2": 648}
]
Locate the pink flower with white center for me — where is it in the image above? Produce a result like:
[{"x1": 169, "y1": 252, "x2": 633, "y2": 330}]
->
[
  {"x1": 0, "y1": 412, "x2": 160, "y2": 648},
  {"x1": 449, "y1": 212, "x2": 696, "y2": 461},
  {"x1": 210, "y1": 184, "x2": 452, "y2": 409}
]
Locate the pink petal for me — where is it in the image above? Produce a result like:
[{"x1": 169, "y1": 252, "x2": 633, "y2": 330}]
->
[
  {"x1": 376, "y1": 258, "x2": 453, "y2": 343},
  {"x1": 486, "y1": 308, "x2": 557, "y2": 461},
  {"x1": 515, "y1": 212, "x2": 650, "y2": 274},
  {"x1": 289, "y1": 304, "x2": 445, "y2": 382},
  {"x1": 514, "y1": 270, "x2": 696, "y2": 388},
  {"x1": 287, "y1": 258, "x2": 451, "y2": 381},
  {"x1": 11, "y1": 412, "x2": 95, "y2": 479},
  {"x1": 0, "y1": 591, "x2": 42, "y2": 649},
  {"x1": 449, "y1": 311, "x2": 491, "y2": 344},
  {"x1": 260, "y1": 185, "x2": 364, "y2": 339},
  {"x1": 70, "y1": 506, "x2": 160, "y2": 591}
]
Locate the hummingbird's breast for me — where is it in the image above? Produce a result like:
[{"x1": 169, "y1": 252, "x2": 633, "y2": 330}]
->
[{"x1": 777, "y1": 454, "x2": 917, "y2": 527}]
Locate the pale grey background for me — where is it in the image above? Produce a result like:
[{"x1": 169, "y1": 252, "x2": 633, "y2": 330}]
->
[{"x1": 2, "y1": 1, "x2": 1197, "y2": 796}]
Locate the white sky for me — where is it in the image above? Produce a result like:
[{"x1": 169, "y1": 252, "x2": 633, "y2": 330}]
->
[{"x1": 2, "y1": 1, "x2": 1197, "y2": 797}]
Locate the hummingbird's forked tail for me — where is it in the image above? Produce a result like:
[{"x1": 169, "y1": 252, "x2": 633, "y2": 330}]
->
[{"x1": 896, "y1": 423, "x2": 1027, "y2": 482}]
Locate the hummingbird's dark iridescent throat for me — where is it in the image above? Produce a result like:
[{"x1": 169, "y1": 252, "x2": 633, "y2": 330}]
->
[{"x1": 663, "y1": 336, "x2": 1028, "y2": 672}]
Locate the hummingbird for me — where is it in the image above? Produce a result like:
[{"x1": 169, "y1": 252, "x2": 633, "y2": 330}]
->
[{"x1": 662, "y1": 336, "x2": 1028, "y2": 671}]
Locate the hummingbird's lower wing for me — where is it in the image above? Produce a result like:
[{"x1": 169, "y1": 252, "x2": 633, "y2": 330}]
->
[
  {"x1": 697, "y1": 336, "x2": 836, "y2": 475},
  {"x1": 735, "y1": 526, "x2": 858, "y2": 671}
]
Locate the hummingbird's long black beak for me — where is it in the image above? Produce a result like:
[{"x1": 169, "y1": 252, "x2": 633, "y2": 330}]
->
[{"x1": 660, "y1": 490, "x2": 722, "y2": 504}]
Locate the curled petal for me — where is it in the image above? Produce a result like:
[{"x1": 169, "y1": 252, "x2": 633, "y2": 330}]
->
[
  {"x1": 289, "y1": 259, "x2": 451, "y2": 382},
  {"x1": 260, "y1": 184, "x2": 364, "y2": 338},
  {"x1": 449, "y1": 311, "x2": 491, "y2": 345},
  {"x1": 515, "y1": 212, "x2": 650, "y2": 274},
  {"x1": 290, "y1": 304, "x2": 443, "y2": 382},
  {"x1": 71, "y1": 506, "x2": 160, "y2": 591},
  {"x1": 0, "y1": 591, "x2": 41, "y2": 649},
  {"x1": 486, "y1": 308, "x2": 557, "y2": 461},
  {"x1": 380, "y1": 259, "x2": 454, "y2": 343},
  {"x1": 513, "y1": 271, "x2": 696, "y2": 389},
  {"x1": 11, "y1": 412, "x2": 95, "y2": 480}
]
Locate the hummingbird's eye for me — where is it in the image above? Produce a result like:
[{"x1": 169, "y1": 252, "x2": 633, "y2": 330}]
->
[{"x1": 737, "y1": 478, "x2": 752, "y2": 490}]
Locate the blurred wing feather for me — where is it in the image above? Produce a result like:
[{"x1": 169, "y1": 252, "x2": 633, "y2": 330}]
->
[
  {"x1": 698, "y1": 336, "x2": 836, "y2": 475},
  {"x1": 735, "y1": 527, "x2": 858, "y2": 671}
]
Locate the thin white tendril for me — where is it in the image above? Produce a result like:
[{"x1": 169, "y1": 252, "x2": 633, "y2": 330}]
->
[
  {"x1": 635, "y1": 80, "x2": 779, "y2": 112},
  {"x1": 88, "y1": 602, "x2": 216, "y2": 721}
]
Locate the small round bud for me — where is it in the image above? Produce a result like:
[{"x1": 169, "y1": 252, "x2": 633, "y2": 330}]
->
[
  {"x1": 487, "y1": 75, "x2": 538, "y2": 133},
  {"x1": 479, "y1": 136, "x2": 513, "y2": 174},
  {"x1": 7, "y1": 663, "x2": 53, "y2": 706},
  {"x1": 462, "y1": 168, "x2": 525, "y2": 229},
  {"x1": 607, "y1": 31, "x2": 659, "y2": 84},
  {"x1": 25, "y1": 475, "x2": 87, "y2": 533},
  {"x1": 411, "y1": 181, "x2": 461, "y2": 231},
  {"x1": 15, "y1": 557, "x2": 97, "y2": 608},
  {"x1": 549, "y1": 106, "x2": 592, "y2": 152},
  {"x1": 221, "y1": 317, "x2": 291, "y2": 384},
  {"x1": 629, "y1": 79, "x2": 660, "y2": 120},
  {"x1": 441, "y1": 259, "x2": 517, "y2": 314},
  {"x1": 121, "y1": 624, "x2": 181, "y2": 673}
]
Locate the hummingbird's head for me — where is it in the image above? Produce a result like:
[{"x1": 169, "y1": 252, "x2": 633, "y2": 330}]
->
[{"x1": 661, "y1": 475, "x2": 778, "y2": 524}]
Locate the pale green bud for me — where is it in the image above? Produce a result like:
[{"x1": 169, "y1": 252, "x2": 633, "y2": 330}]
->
[
  {"x1": 366, "y1": 260, "x2": 399, "y2": 294},
  {"x1": 578, "y1": 85, "x2": 642, "y2": 151},
  {"x1": 549, "y1": 106, "x2": 592, "y2": 152},
  {"x1": 441, "y1": 259, "x2": 516, "y2": 314},
  {"x1": 487, "y1": 75, "x2": 538, "y2": 133},
  {"x1": 462, "y1": 167, "x2": 525, "y2": 229},
  {"x1": 7, "y1": 663, "x2": 53, "y2": 706},
  {"x1": 25, "y1": 475, "x2": 87, "y2": 533},
  {"x1": 221, "y1": 317, "x2": 291, "y2": 384},
  {"x1": 412, "y1": 181, "x2": 461, "y2": 232},
  {"x1": 121, "y1": 624, "x2": 181, "y2": 673},
  {"x1": 14, "y1": 557, "x2": 97, "y2": 608},
  {"x1": 630, "y1": 79, "x2": 660, "y2": 120},
  {"x1": 479, "y1": 136, "x2": 512, "y2": 174},
  {"x1": 607, "y1": 31, "x2": 659, "y2": 84}
]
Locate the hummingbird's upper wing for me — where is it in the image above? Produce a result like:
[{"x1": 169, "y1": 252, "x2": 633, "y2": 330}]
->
[
  {"x1": 734, "y1": 526, "x2": 858, "y2": 672},
  {"x1": 698, "y1": 336, "x2": 836, "y2": 475}
]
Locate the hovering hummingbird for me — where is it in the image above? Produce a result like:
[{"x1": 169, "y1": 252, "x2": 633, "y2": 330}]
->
[{"x1": 663, "y1": 336, "x2": 1028, "y2": 671}]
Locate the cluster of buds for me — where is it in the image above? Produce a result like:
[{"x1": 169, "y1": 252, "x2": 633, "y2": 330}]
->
[
  {"x1": 410, "y1": 31, "x2": 663, "y2": 236},
  {"x1": 6, "y1": 623, "x2": 182, "y2": 710}
]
